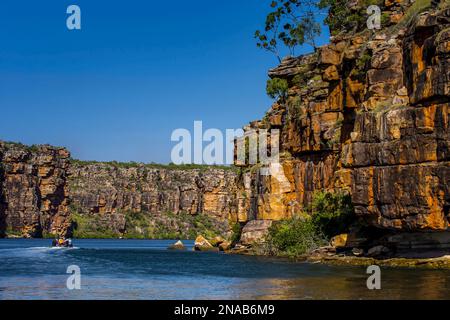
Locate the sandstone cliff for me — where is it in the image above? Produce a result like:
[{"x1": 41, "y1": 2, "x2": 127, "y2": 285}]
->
[
  {"x1": 0, "y1": 142, "x2": 71, "y2": 238},
  {"x1": 68, "y1": 162, "x2": 240, "y2": 238},
  {"x1": 236, "y1": 1, "x2": 450, "y2": 248},
  {"x1": 0, "y1": 148, "x2": 240, "y2": 238}
]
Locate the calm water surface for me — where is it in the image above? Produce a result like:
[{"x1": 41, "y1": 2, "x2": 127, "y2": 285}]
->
[{"x1": 0, "y1": 239, "x2": 448, "y2": 300}]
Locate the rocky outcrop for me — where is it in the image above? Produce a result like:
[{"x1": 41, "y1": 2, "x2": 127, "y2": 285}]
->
[
  {"x1": 194, "y1": 235, "x2": 218, "y2": 251},
  {"x1": 240, "y1": 220, "x2": 273, "y2": 246},
  {"x1": 235, "y1": 3, "x2": 450, "y2": 248},
  {"x1": 68, "y1": 162, "x2": 239, "y2": 237},
  {"x1": 168, "y1": 240, "x2": 186, "y2": 250},
  {"x1": 0, "y1": 142, "x2": 71, "y2": 238}
]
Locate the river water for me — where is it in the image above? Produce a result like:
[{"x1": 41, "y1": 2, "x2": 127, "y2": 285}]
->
[{"x1": 0, "y1": 239, "x2": 448, "y2": 300}]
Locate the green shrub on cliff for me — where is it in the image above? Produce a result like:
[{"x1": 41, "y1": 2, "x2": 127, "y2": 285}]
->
[
  {"x1": 254, "y1": 0, "x2": 377, "y2": 57},
  {"x1": 124, "y1": 211, "x2": 223, "y2": 240},
  {"x1": 266, "y1": 191, "x2": 354, "y2": 257},
  {"x1": 266, "y1": 78, "x2": 289, "y2": 100},
  {"x1": 42, "y1": 231, "x2": 58, "y2": 239},
  {"x1": 230, "y1": 222, "x2": 243, "y2": 244},
  {"x1": 319, "y1": 0, "x2": 387, "y2": 35},
  {"x1": 5, "y1": 227, "x2": 22, "y2": 238},
  {"x1": 3, "y1": 141, "x2": 41, "y2": 153},
  {"x1": 311, "y1": 191, "x2": 354, "y2": 238},
  {"x1": 267, "y1": 217, "x2": 327, "y2": 258},
  {"x1": 71, "y1": 213, "x2": 121, "y2": 239},
  {"x1": 70, "y1": 158, "x2": 237, "y2": 172},
  {"x1": 318, "y1": 0, "x2": 355, "y2": 35},
  {"x1": 352, "y1": 51, "x2": 372, "y2": 79}
]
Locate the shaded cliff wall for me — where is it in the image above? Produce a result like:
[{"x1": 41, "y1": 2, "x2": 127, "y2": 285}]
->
[
  {"x1": 68, "y1": 162, "x2": 240, "y2": 237},
  {"x1": 236, "y1": 3, "x2": 450, "y2": 238},
  {"x1": 0, "y1": 142, "x2": 71, "y2": 238}
]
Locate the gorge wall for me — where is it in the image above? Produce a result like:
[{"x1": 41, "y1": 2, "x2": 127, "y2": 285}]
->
[
  {"x1": 235, "y1": 1, "x2": 450, "y2": 248},
  {"x1": 0, "y1": 146, "x2": 240, "y2": 238},
  {"x1": 0, "y1": 149, "x2": 241, "y2": 238},
  {"x1": 68, "y1": 162, "x2": 239, "y2": 238},
  {"x1": 0, "y1": 142, "x2": 71, "y2": 238}
]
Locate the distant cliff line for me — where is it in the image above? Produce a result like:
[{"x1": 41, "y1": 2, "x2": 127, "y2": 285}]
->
[
  {"x1": 0, "y1": 141, "x2": 242, "y2": 239},
  {"x1": 69, "y1": 158, "x2": 237, "y2": 172}
]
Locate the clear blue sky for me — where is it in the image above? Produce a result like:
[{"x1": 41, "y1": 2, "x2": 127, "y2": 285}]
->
[{"x1": 0, "y1": 0, "x2": 329, "y2": 163}]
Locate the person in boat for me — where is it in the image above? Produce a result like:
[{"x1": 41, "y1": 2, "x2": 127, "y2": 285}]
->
[
  {"x1": 51, "y1": 237, "x2": 74, "y2": 247},
  {"x1": 65, "y1": 238, "x2": 73, "y2": 247}
]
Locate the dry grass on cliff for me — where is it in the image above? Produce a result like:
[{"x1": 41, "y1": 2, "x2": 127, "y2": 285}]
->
[{"x1": 391, "y1": 0, "x2": 432, "y2": 32}]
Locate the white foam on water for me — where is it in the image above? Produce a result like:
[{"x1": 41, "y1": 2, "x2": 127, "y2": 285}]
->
[
  {"x1": 48, "y1": 246, "x2": 80, "y2": 251},
  {"x1": 0, "y1": 246, "x2": 80, "y2": 258}
]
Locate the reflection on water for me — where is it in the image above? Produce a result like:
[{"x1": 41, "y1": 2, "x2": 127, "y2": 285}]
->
[
  {"x1": 245, "y1": 270, "x2": 450, "y2": 300},
  {"x1": 0, "y1": 239, "x2": 449, "y2": 300}
]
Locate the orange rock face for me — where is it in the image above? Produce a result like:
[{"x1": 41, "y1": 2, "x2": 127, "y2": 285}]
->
[
  {"x1": 0, "y1": 142, "x2": 71, "y2": 237},
  {"x1": 235, "y1": 6, "x2": 450, "y2": 238},
  {"x1": 345, "y1": 103, "x2": 449, "y2": 231}
]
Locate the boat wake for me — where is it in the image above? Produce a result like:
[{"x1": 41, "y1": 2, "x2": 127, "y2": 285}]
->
[
  {"x1": 0, "y1": 246, "x2": 80, "y2": 258},
  {"x1": 48, "y1": 246, "x2": 80, "y2": 251}
]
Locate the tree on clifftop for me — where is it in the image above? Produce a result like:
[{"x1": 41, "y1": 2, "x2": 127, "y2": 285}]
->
[
  {"x1": 255, "y1": 0, "x2": 369, "y2": 60},
  {"x1": 255, "y1": 0, "x2": 323, "y2": 61}
]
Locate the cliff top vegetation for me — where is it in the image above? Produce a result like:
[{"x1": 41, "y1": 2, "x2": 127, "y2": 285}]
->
[{"x1": 70, "y1": 159, "x2": 238, "y2": 172}]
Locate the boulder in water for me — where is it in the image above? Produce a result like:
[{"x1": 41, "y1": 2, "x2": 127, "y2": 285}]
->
[
  {"x1": 168, "y1": 240, "x2": 186, "y2": 250},
  {"x1": 352, "y1": 248, "x2": 364, "y2": 257},
  {"x1": 218, "y1": 241, "x2": 232, "y2": 252},
  {"x1": 209, "y1": 236, "x2": 225, "y2": 247},
  {"x1": 240, "y1": 220, "x2": 273, "y2": 245},
  {"x1": 194, "y1": 235, "x2": 218, "y2": 252},
  {"x1": 367, "y1": 245, "x2": 390, "y2": 257},
  {"x1": 330, "y1": 234, "x2": 348, "y2": 248}
]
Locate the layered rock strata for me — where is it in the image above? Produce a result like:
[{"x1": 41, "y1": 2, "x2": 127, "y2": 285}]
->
[
  {"x1": 68, "y1": 162, "x2": 240, "y2": 236},
  {"x1": 0, "y1": 142, "x2": 71, "y2": 238},
  {"x1": 235, "y1": 3, "x2": 450, "y2": 246}
]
